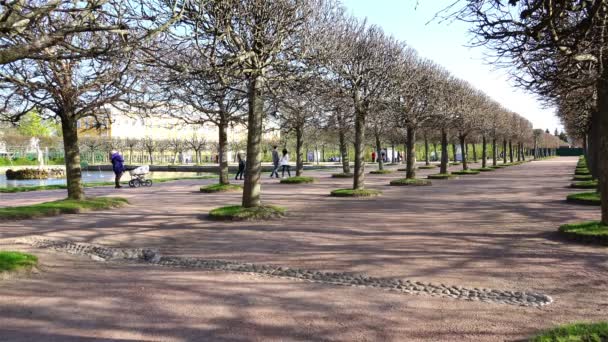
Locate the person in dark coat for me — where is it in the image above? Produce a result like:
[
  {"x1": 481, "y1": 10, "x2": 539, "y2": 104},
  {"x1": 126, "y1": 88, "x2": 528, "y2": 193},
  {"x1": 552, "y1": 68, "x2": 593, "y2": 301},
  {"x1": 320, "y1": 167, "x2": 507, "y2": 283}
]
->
[
  {"x1": 270, "y1": 145, "x2": 280, "y2": 178},
  {"x1": 235, "y1": 152, "x2": 246, "y2": 180},
  {"x1": 110, "y1": 150, "x2": 125, "y2": 188}
]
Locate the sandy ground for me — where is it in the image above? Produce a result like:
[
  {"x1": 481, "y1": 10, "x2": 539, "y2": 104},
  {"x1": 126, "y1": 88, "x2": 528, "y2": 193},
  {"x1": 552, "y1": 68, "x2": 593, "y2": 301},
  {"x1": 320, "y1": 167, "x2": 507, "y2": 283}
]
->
[{"x1": 0, "y1": 157, "x2": 605, "y2": 341}]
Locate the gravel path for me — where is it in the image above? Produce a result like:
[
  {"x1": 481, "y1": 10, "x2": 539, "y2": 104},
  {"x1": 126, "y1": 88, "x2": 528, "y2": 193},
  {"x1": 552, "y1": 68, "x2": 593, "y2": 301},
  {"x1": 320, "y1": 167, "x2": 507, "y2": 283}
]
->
[{"x1": 0, "y1": 157, "x2": 606, "y2": 341}]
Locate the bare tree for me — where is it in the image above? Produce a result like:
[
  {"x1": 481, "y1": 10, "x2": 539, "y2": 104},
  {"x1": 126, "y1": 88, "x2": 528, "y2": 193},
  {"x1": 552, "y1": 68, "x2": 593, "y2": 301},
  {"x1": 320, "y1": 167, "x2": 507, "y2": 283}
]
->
[{"x1": 185, "y1": 135, "x2": 206, "y2": 164}]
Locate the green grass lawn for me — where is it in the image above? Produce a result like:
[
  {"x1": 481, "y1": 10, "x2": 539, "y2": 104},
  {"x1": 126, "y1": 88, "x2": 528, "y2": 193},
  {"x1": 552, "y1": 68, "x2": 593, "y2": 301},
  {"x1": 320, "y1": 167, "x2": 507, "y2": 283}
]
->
[
  {"x1": 280, "y1": 176, "x2": 316, "y2": 184},
  {"x1": 418, "y1": 165, "x2": 438, "y2": 169},
  {"x1": 566, "y1": 192, "x2": 601, "y2": 206},
  {"x1": 331, "y1": 173, "x2": 353, "y2": 178},
  {"x1": 570, "y1": 180, "x2": 598, "y2": 189},
  {"x1": 200, "y1": 183, "x2": 243, "y2": 193},
  {"x1": 559, "y1": 221, "x2": 608, "y2": 239},
  {"x1": 572, "y1": 174, "x2": 593, "y2": 181},
  {"x1": 0, "y1": 251, "x2": 38, "y2": 272},
  {"x1": 530, "y1": 322, "x2": 608, "y2": 342},
  {"x1": 330, "y1": 188, "x2": 382, "y2": 197},
  {"x1": 0, "y1": 197, "x2": 128, "y2": 220},
  {"x1": 208, "y1": 205, "x2": 285, "y2": 221},
  {"x1": 473, "y1": 167, "x2": 495, "y2": 172},
  {"x1": 389, "y1": 178, "x2": 432, "y2": 186}
]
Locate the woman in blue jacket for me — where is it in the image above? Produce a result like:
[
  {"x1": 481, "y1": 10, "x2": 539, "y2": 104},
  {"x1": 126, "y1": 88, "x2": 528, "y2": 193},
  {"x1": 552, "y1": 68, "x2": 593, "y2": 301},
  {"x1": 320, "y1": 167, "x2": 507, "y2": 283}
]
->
[{"x1": 110, "y1": 150, "x2": 125, "y2": 188}]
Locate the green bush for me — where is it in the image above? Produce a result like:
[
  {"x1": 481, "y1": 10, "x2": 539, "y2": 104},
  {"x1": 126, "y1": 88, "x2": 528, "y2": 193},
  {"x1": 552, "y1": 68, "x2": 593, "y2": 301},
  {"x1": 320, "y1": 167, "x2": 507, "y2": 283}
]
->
[
  {"x1": 330, "y1": 188, "x2": 382, "y2": 197},
  {"x1": 389, "y1": 178, "x2": 432, "y2": 186},
  {"x1": 530, "y1": 322, "x2": 608, "y2": 341},
  {"x1": 208, "y1": 205, "x2": 285, "y2": 221}
]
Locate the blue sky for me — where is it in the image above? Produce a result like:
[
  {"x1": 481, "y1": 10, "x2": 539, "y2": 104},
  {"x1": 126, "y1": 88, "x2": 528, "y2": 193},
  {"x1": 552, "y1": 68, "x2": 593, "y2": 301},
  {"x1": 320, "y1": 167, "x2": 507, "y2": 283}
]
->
[{"x1": 342, "y1": 0, "x2": 562, "y2": 132}]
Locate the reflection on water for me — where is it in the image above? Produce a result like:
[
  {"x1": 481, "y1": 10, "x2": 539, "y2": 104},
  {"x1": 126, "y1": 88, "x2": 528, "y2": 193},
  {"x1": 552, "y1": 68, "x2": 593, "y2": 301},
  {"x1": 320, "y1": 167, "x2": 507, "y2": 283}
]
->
[{"x1": 0, "y1": 171, "x2": 213, "y2": 188}]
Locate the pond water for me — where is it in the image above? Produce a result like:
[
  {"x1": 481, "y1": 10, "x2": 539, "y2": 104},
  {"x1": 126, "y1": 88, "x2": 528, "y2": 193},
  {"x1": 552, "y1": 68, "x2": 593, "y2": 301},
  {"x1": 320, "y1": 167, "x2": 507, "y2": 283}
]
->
[{"x1": 0, "y1": 170, "x2": 213, "y2": 188}]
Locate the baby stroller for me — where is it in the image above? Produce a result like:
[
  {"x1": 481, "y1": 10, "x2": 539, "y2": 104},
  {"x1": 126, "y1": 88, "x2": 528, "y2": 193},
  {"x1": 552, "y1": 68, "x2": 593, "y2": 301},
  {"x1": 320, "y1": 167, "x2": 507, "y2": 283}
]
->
[{"x1": 128, "y1": 165, "x2": 153, "y2": 188}]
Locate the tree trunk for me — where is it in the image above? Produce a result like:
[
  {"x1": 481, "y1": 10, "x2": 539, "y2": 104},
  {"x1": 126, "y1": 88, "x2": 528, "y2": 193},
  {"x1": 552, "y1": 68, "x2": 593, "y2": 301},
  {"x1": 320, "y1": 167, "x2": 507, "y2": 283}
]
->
[
  {"x1": 148, "y1": 150, "x2": 154, "y2": 165},
  {"x1": 452, "y1": 143, "x2": 457, "y2": 162},
  {"x1": 440, "y1": 129, "x2": 448, "y2": 174},
  {"x1": 129, "y1": 147, "x2": 133, "y2": 164},
  {"x1": 406, "y1": 126, "x2": 416, "y2": 179},
  {"x1": 472, "y1": 143, "x2": 477, "y2": 163},
  {"x1": 375, "y1": 131, "x2": 383, "y2": 171},
  {"x1": 503, "y1": 139, "x2": 508, "y2": 164},
  {"x1": 218, "y1": 119, "x2": 229, "y2": 185},
  {"x1": 60, "y1": 116, "x2": 84, "y2": 200},
  {"x1": 492, "y1": 137, "x2": 497, "y2": 166},
  {"x1": 508, "y1": 140, "x2": 513, "y2": 163},
  {"x1": 481, "y1": 135, "x2": 487, "y2": 168},
  {"x1": 242, "y1": 76, "x2": 264, "y2": 208},
  {"x1": 433, "y1": 142, "x2": 438, "y2": 162},
  {"x1": 352, "y1": 104, "x2": 366, "y2": 190},
  {"x1": 391, "y1": 143, "x2": 395, "y2": 163},
  {"x1": 338, "y1": 129, "x2": 350, "y2": 174},
  {"x1": 424, "y1": 133, "x2": 430, "y2": 165},
  {"x1": 296, "y1": 125, "x2": 303, "y2": 176},
  {"x1": 459, "y1": 135, "x2": 468, "y2": 170},
  {"x1": 595, "y1": 74, "x2": 608, "y2": 225}
]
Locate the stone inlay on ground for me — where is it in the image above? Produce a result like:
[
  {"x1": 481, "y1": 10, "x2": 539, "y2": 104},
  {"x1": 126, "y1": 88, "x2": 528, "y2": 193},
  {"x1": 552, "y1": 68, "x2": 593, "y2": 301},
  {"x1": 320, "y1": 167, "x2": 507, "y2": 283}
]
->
[{"x1": 17, "y1": 237, "x2": 553, "y2": 307}]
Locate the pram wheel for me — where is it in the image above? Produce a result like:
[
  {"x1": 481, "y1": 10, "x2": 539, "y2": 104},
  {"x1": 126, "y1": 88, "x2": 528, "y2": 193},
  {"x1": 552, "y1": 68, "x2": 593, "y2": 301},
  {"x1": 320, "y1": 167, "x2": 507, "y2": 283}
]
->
[
  {"x1": 128, "y1": 180, "x2": 135, "y2": 188},
  {"x1": 144, "y1": 179, "x2": 152, "y2": 187},
  {"x1": 129, "y1": 179, "x2": 141, "y2": 188}
]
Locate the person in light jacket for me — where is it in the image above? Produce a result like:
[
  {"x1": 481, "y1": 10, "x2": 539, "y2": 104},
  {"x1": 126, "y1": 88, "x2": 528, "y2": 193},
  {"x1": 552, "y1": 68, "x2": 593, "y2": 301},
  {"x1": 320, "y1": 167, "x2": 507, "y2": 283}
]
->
[
  {"x1": 270, "y1": 145, "x2": 280, "y2": 178},
  {"x1": 280, "y1": 149, "x2": 291, "y2": 178}
]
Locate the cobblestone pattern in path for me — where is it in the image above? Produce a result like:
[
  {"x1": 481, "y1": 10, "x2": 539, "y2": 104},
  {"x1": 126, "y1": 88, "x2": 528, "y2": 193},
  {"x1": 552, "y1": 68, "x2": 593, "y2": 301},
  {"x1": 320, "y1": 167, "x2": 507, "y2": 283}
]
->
[{"x1": 18, "y1": 237, "x2": 553, "y2": 307}]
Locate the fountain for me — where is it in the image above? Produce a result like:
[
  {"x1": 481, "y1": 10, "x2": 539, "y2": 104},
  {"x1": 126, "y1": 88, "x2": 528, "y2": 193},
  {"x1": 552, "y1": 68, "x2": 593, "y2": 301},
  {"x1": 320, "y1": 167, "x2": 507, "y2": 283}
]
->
[{"x1": 5, "y1": 137, "x2": 64, "y2": 180}]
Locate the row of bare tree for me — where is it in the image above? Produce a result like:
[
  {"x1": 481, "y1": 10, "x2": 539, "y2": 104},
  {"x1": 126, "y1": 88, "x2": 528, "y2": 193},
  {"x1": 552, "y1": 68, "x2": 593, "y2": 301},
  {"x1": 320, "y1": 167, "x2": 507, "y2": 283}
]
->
[
  {"x1": 2, "y1": 1, "x2": 545, "y2": 209},
  {"x1": 450, "y1": 1, "x2": 607, "y2": 225}
]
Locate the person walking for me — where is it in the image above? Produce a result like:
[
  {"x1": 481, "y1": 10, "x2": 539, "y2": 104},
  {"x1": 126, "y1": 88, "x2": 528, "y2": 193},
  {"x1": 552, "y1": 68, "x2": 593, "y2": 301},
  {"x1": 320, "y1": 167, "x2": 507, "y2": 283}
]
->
[
  {"x1": 110, "y1": 150, "x2": 125, "y2": 189},
  {"x1": 280, "y1": 148, "x2": 291, "y2": 178},
  {"x1": 371, "y1": 151, "x2": 376, "y2": 163},
  {"x1": 270, "y1": 145, "x2": 280, "y2": 178},
  {"x1": 235, "y1": 152, "x2": 246, "y2": 180}
]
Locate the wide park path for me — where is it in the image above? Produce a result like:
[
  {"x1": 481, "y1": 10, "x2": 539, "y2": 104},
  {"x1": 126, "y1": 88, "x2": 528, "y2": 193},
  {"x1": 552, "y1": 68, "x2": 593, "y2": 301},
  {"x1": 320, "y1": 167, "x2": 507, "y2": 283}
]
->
[{"x1": 0, "y1": 157, "x2": 605, "y2": 341}]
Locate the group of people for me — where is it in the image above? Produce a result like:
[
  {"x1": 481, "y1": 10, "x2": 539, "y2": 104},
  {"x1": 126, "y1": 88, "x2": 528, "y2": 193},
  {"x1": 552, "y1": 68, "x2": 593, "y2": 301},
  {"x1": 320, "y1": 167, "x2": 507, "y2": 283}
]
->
[
  {"x1": 371, "y1": 150, "x2": 402, "y2": 163},
  {"x1": 109, "y1": 146, "x2": 293, "y2": 189},
  {"x1": 236, "y1": 145, "x2": 292, "y2": 180}
]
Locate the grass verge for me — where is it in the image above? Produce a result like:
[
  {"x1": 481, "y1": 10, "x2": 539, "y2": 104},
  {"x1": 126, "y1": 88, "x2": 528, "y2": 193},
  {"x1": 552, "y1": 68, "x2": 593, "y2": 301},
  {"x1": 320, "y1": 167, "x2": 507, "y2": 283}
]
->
[
  {"x1": 473, "y1": 167, "x2": 495, "y2": 172},
  {"x1": 566, "y1": 191, "x2": 600, "y2": 206},
  {"x1": 0, "y1": 251, "x2": 38, "y2": 272},
  {"x1": 427, "y1": 173, "x2": 458, "y2": 180},
  {"x1": 530, "y1": 322, "x2": 608, "y2": 341},
  {"x1": 208, "y1": 205, "x2": 285, "y2": 221},
  {"x1": 418, "y1": 165, "x2": 438, "y2": 169},
  {"x1": 389, "y1": 178, "x2": 432, "y2": 186},
  {"x1": 451, "y1": 169, "x2": 480, "y2": 175},
  {"x1": 558, "y1": 221, "x2": 608, "y2": 245},
  {"x1": 200, "y1": 183, "x2": 243, "y2": 193},
  {"x1": 574, "y1": 169, "x2": 591, "y2": 176},
  {"x1": 331, "y1": 173, "x2": 353, "y2": 178},
  {"x1": 330, "y1": 188, "x2": 382, "y2": 197},
  {"x1": 570, "y1": 180, "x2": 598, "y2": 189},
  {"x1": 449, "y1": 162, "x2": 461, "y2": 166},
  {"x1": 280, "y1": 176, "x2": 316, "y2": 184},
  {"x1": 0, "y1": 197, "x2": 128, "y2": 220},
  {"x1": 572, "y1": 174, "x2": 593, "y2": 181}
]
